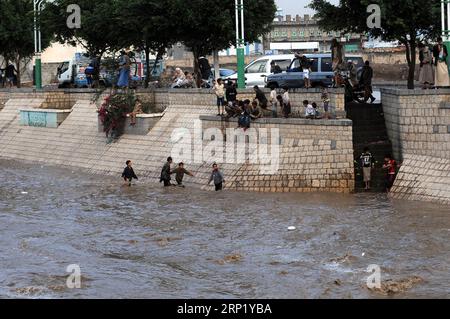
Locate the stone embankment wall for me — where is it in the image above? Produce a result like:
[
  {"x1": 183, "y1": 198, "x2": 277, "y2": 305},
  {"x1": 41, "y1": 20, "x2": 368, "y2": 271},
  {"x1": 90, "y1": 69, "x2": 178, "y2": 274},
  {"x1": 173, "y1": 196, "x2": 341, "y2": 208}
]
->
[
  {"x1": 0, "y1": 88, "x2": 352, "y2": 193},
  {"x1": 200, "y1": 116, "x2": 354, "y2": 193},
  {"x1": 382, "y1": 88, "x2": 450, "y2": 204}
]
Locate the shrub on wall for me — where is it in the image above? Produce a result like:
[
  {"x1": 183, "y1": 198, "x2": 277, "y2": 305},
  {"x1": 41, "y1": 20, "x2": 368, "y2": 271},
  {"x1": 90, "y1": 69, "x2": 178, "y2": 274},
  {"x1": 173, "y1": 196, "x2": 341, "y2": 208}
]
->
[{"x1": 98, "y1": 92, "x2": 135, "y2": 139}]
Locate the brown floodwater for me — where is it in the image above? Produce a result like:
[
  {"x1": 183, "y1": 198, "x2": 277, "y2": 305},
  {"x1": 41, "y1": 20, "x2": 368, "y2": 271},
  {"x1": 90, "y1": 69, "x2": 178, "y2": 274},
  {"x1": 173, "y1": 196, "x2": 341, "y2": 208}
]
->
[{"x1": 0, "y1": 159, "x2": 449, "y2": 299}]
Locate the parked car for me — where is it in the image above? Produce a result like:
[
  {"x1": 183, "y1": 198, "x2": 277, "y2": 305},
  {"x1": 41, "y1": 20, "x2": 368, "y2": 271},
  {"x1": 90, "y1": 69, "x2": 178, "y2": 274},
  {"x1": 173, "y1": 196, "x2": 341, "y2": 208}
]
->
[
  {"x1": 225, "y1": 54, "x2": 295, "y2": 88},
  {"x1": 202, "y1": 68, "x2": 237, "y2": 88},
  {"x1": 265, "y1": 53, "x2": 364, "y2": 89}
]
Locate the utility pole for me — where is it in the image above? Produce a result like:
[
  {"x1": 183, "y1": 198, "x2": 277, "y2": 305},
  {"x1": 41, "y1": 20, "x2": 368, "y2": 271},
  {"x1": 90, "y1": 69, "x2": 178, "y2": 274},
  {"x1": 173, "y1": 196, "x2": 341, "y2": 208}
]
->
[
  {"x1": 235, "y1": 0, "x2": 245, "y2": 89},
  {"x1": 34, "y1": 0, "x2": 44, "y2": 90},
  {"x1": 442, "y1": 0, "x2": 450, "y2": 72}
]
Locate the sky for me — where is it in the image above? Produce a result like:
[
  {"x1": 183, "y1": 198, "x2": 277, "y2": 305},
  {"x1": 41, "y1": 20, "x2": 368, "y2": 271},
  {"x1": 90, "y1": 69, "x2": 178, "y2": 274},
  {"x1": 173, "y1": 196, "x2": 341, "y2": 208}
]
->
[{"x1": 275, "y1": 0, "x2": 339, "y2": 16}]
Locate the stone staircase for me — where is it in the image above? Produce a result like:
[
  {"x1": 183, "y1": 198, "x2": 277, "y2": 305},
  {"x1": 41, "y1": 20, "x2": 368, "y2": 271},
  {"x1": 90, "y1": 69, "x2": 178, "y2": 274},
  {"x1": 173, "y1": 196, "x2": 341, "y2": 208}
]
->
[{"x1": 346, "y1": 102, "x2": 393, "y2": 192}]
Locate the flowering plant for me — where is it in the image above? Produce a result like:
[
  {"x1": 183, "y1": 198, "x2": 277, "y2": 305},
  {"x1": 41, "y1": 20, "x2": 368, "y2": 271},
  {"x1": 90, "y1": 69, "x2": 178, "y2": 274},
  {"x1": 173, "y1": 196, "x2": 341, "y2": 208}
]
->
[{"x1": 98, "y1": 93, "x2": 135, "y2": 138}]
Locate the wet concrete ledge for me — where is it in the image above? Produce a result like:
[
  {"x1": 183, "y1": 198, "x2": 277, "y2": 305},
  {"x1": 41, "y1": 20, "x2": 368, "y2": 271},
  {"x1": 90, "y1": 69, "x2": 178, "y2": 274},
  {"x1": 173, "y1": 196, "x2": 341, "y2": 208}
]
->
[
  {"x1": 381, "y1": 87, "x2": 450, "y2": 95},
  {"x1": 199, "y1": 115, "x2": 352, "y2": 126}
]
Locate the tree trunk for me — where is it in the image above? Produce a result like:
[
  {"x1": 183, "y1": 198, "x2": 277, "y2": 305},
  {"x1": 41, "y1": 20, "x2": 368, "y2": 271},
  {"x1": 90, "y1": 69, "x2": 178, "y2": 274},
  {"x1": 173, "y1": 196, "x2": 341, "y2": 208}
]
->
[
  {"x1": 213, "y1": 49, "x2": 220, "y2": 80},
  {"x1": 407, "y1": 41, "x2": 417, "y2": 90},
  {"x1": 193, "y1": 48, "x2": 202, "y2": 88},
  {"x1": 144, "y1": 46, "x2": 151, "y2": 88},
  {"x1": 15, "y1": 55, "x2": 21, "y2": 89}
]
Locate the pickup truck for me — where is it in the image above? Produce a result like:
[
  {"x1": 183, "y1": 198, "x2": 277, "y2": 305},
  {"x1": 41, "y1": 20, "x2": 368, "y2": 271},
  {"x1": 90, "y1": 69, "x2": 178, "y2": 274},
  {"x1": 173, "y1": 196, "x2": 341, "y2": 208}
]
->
[{"x1": 265, "y1": 53, "x2": 364, "y2": 89}]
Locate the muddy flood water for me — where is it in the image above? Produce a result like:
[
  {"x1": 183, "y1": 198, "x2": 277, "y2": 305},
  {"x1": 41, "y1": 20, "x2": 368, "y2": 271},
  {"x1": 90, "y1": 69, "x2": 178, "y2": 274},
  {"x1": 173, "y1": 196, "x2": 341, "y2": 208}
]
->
[{"x1": 0, "y1": 159, "x2": 449, "y2": 299}]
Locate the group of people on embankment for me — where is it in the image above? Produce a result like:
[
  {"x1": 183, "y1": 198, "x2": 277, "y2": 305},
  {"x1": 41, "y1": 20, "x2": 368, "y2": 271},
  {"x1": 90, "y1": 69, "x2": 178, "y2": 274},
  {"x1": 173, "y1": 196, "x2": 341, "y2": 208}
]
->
[
  {"x1": 213, "y1": 80, "x2": 336, "y2": 130},
  {"x1": 418, "y1": 37, "x2": 450, "y2": 89}
]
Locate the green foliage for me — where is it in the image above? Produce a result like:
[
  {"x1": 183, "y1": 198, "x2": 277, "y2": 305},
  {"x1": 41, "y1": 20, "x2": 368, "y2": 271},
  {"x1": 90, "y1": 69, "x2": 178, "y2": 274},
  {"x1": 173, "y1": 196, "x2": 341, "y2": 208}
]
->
[
  {"x1": 0, "y1": 0, "x2": 53, "y2": 86},
  {"x1": 309, "y1": 0, "x2": 442, "y2": 88},
  {"x1": 43, "y1": 0, "x2": 125, "y2": 57},
  {"x1": 98, "y1": 92, "x2": 136, "y2": 138}
]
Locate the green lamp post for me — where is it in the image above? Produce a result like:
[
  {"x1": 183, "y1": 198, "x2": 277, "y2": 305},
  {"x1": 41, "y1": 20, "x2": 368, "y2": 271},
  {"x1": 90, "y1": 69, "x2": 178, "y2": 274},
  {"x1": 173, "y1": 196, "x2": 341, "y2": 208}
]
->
[
  {"x1": 442, "y1": 0, "x2": 450, "y2": 72},
  {"x1": 235, "y1": 0, "x2": 245, "y2": 89},
  {"x1": 34, "y1": 0, "x2": 44, "y2": 90}
]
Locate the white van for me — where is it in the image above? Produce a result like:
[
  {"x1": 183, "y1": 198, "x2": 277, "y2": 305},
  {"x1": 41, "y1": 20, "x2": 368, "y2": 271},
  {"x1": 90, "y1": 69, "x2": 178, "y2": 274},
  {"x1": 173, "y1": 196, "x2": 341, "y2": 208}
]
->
[{"x1": 225, "y1": 54, "x2": 295, "y2": 88}]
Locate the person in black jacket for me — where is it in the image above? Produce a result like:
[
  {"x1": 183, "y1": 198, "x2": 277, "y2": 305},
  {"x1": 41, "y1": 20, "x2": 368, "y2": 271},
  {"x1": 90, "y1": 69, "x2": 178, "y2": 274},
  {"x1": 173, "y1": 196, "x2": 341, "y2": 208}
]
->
[
  {"x1": 198, "y1": 56, "x2": 212, "y2": 81},
  {"x1": 160, "y1": 157, "x2": 173, "y2": 187},
  {"x1": 122, "y1": 160, "x2": 138, "y2": 186},
  {"x1": 225, "y1": 80, "x2": 237, "y2": 105},
  {"x1": 253, "y1": 86, "x2": 268, "y2": 109},
  {"x1": 359, "y1": 61, "x2": 376, "y2": 103}
]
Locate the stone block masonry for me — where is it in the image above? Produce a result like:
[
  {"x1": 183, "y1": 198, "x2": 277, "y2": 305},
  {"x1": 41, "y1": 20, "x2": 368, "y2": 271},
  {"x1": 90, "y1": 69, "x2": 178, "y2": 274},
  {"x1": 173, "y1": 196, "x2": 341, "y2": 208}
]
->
[
  {"x1": 382, "y1": 88, "x2": 450, "y2": 204},
  {"x1": 200, "y1": 116, "x2": 354, "y2": 193},
  {"x1": 0, "y1": 88, "x2": 351, "y2": 193}
]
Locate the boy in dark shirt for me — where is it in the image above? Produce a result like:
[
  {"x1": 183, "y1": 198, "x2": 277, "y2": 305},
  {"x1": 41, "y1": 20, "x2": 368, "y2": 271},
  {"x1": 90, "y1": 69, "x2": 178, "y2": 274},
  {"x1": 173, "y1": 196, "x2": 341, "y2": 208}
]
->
[
  {"x1": 208, "y1": 163, "x2": 225, "y2": 191},
  {"x1": 160, "y1": 157, "x2": 173, "y2": 187},
  {"x1": 122, "y1": 160, "x2": 138, "y2": 186},
  {"x1": 225, "y1": 81, "x2": 238, "y2": 106},
  {"x1": 171, "y1": 162, "x2": 194, "y2": 187}
]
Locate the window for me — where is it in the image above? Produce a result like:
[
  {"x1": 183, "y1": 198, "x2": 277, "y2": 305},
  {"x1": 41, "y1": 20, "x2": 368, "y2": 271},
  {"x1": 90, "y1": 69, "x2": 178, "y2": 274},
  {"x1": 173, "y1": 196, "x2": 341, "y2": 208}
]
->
[
  {"x1": 309, "y1": 58, "x2": 319, "y2": 72},
  {"x1": 346, "y1": 57, "x2": 364, "y2": 68},
  {"x1": 290, "y1": 59, "x2": 301, "y2": 72},
  {"x1": 273, "y1": 59, "x2": 292, "y2": 71},
  {"x1": 59, "y1": 62, "x2": 70, "y2": 74},
  {"x1": 246, "y1": 60, "x2": 268, "y2": 73},
  {"x1": 220, "y1": 69, "x2": 235, "y2": 77},
  {"x1": 300, "y1": 31, "x2": 304, "y2": 37},
  {"x1": 321, "y1": 57, "x2": 332, "y2": 72}
]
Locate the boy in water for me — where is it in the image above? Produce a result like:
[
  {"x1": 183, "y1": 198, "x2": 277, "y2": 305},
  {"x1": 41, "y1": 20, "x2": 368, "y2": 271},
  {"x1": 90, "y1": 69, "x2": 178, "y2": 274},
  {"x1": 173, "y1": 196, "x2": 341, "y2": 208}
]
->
[
  {"x1": 171, "y1": 162, "x2": 194, "y2": 187},
  {"x1": 208, "y1": 163, "x2": 225, "y2": 191},
  {"x1": 383, "y1": 154, "x2": 397, "y2": 192},
  {"x1": 122, "y1": 160, "x2": 138, "y2": 186},
  {"x1": 359, "y1": 147, "x2": 375, "y2": 190},
  {"x1": 160, "y1": 157, "x2": 173, "y2": 187}
]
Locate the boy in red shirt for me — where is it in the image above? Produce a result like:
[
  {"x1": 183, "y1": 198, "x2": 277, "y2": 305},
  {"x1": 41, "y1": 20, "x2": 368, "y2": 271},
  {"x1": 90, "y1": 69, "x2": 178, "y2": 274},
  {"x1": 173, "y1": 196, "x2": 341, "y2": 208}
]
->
[{"x1": 383, "y1": 154, "x2": 397, "y2": 192}]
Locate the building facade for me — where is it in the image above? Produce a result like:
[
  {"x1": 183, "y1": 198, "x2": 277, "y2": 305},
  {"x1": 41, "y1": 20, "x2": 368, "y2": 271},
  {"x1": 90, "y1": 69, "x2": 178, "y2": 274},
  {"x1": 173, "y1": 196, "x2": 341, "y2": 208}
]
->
[{"x1": 264, "y1": 14, "x2": 364, "y2": 53}]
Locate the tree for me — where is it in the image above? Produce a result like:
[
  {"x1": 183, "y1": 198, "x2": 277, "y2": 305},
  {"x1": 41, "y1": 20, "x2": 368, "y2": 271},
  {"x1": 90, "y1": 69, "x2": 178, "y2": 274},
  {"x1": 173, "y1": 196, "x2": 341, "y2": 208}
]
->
[
  {"x1": 0, "y1": 0, "x2": 53, "y2": 87},
  {"x1": 169, "y1": 0, "x2": 277, "y2": 86},
  {"x1": 43, "y1": 0, "x2": 129, "y2": 68},
  {"x1": 119, "y1": 0, "x2": 177, "y2": 88},
  {"x1": 309, "y1": 0, "x2": 441, "y2": 89}
]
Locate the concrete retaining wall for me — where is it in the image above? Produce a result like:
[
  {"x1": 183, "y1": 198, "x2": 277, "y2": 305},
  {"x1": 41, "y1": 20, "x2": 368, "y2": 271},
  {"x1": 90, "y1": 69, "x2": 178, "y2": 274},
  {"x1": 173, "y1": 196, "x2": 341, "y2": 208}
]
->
[
  {"x1": 0, "y1": 88, "x2": 351, "y2": 193},
  {"x1": 200, "y1": 116, "x2": 354, "y2": 193},
  {"x1": 382, "y1": 88, "x2": 450, "y2": 204}
]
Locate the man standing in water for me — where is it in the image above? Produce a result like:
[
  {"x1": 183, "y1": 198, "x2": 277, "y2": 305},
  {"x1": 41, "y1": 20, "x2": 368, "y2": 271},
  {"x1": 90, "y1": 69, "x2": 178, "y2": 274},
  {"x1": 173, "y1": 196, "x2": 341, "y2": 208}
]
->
[
  {"x1": 208, "y1": 163, "x2": 225, "y2": 191},
  {"x1": 172, "y1": 162, "x2": 194, "y2": 187},
  {"x1": 160, "y1": 157, "x2": 173, "y2": 187},
  {"x1": 122, "y1": 160, "x2": 138, "y2": 186}
]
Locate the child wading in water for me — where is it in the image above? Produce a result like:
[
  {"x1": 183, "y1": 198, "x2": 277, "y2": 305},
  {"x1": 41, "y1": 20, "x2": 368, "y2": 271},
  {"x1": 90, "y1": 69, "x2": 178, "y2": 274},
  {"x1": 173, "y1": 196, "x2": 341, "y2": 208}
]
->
[
  {"x1": 172, "y1": 162, "x2": 194, "y2": 187},
  {"x1": 359, "y1": 147, "x2": 375, "y2": 190},
  {"x1": 160, "y1": 157, "x2": 174, "y2": 187},
  {"x1": 122, "y1": 160, "x2": 138, "y2": 186},
  {"x1": 383, "y1": 154, "x2": 398, "y2": 192},
  {"x1": 208, "y1": 163, "x2": 225, "y2": 191}
]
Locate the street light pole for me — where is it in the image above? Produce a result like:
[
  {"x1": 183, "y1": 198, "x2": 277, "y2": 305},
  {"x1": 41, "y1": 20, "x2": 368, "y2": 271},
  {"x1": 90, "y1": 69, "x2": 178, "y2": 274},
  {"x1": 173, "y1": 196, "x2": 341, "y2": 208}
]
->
[
  {"x1": 235, "y1": 0, "x2": 245, "y2": 89},
  {"x1": 34, "y1": 0, "x2": 44, "y2": 90}
]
